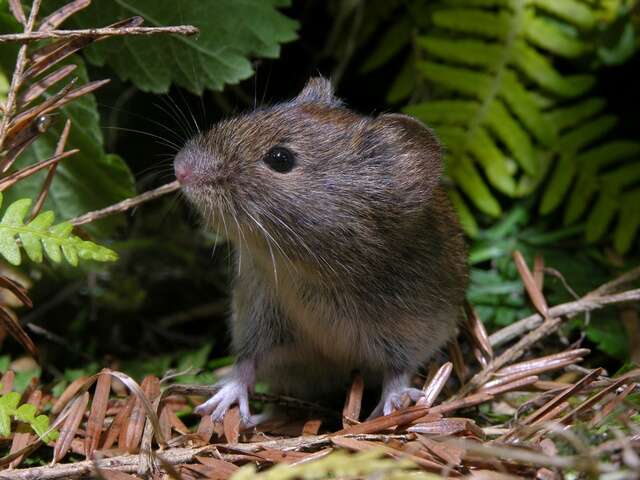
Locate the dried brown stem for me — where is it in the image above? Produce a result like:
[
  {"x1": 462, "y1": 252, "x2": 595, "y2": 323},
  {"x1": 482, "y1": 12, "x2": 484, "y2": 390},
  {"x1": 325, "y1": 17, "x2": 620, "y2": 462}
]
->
[
  {"x1": 460, "y1": 289, "x2": 640, "y2": 396},
  {"x1": 30, "y1": 119, "x2": 71, "y2": 219},
  {"x1": 69, "y1": 181, "x2": 180, "y2": 226},
  {"x1": 0, "y1": 149, "x2": 78, "y2": 192},
  {"x1": 489, "y1": 283, "x2": 640, "y2": 348},
  {"x1": 0, "y1": 25, "x2": 199, "y2": 43},
  {"x1": 0, "y1": 0, "x2": 41, "y2": 152}
]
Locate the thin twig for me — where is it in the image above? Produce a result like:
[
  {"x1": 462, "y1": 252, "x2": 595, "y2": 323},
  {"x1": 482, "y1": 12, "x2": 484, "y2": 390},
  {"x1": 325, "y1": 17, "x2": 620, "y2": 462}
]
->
[
  {"x1": 30, "y1": 119, "x2": 71, "y2": 219},
  {"x1": 0, "y1": 25, "x2": 199, "y2": 43},
  {"x1": 69, "y1": 180, "x2": 180, "y2": 226},
  {"x1": 461, "y1": 289, "x2": 640, "y2": 396},
  {"x1": 490, "y1": 270, "x2": 640, "y2": 348}
]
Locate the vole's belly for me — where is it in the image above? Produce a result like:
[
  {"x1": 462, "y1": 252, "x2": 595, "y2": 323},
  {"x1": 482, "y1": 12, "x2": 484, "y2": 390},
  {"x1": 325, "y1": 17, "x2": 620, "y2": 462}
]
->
[{"x1": 257, "y1": 289, "x2": 384, "y2": 399}]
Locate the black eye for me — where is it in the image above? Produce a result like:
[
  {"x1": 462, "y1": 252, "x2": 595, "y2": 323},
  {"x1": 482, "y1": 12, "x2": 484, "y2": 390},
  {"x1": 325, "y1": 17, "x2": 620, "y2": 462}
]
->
[{"x1": 263, "y1": 146, "x2": 296, "y2": 173}]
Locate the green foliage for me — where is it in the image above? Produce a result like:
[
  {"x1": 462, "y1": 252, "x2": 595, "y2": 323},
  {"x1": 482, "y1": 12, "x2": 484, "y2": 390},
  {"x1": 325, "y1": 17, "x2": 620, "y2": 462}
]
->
[
  {"x1": 0, "y1": 392, "x2": 58, "y2": 442},
  {"x1": 0, "y1": 193, "x2": 118, "y2": 266},
  {"x1": 361, "y1": 0, "x2": 640, "y2": 252},
  {"x1": 63, "y1": 0, "x2": 299, "y2": 94},
  {"x1": 231, "y1": 449, "x2": 439, "y2": 480}
]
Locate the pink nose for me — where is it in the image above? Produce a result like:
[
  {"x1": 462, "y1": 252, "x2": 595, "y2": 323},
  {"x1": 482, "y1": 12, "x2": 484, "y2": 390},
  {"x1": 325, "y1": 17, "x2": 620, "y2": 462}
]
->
[{"x1": 174, "y1": 161, "x2": 193, "y2": 184}]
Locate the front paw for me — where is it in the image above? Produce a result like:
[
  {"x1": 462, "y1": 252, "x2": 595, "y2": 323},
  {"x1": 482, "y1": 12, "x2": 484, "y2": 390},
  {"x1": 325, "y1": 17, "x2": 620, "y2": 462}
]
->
[
  {"x1": 369, "y1": 387, "x2": 425, "y2": 419},
  {"x1": 195, "y1": 378, "x2": 251, "y2": 423}
]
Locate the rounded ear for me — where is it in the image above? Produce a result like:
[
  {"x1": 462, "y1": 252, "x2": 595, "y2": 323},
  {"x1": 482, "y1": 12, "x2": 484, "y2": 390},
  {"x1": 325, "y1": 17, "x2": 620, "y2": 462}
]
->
[
  {"x1": 374, "y1": 113, "x2": 443, "y2": 178},
  {"x1": 295, "y1": 77, "x2": 340, "y2": 105}
]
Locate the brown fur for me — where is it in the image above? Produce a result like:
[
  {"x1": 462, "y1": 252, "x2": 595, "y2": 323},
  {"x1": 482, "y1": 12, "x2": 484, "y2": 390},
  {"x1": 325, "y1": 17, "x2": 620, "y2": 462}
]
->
[{"x1": 176, "y1": 77, "x2": 468, "y2": 412}]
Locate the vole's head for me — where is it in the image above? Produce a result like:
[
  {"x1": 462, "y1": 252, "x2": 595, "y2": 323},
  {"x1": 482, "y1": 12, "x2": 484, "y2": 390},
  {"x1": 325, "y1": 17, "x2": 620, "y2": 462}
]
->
[{"x1": 174, "y1": 77, "x2": 443, "y2": 266}]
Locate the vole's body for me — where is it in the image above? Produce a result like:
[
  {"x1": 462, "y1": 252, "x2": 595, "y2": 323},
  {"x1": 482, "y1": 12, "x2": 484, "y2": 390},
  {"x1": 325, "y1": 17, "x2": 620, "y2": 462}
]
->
[{"x1": 174, "y1": 78, "x2": 468, "y2": 421}]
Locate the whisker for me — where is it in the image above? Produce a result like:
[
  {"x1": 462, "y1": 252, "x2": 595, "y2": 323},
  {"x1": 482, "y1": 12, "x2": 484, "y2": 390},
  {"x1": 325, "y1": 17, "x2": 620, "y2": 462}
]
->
[
  {"x1": 154, "y1": 96, "x2": 193, "y2": 140},
  {"x1": 102, "y1": 125, "x2": 182, "y2": 152},
  {"x1": 176, "y1": 84, "x2": 201, "y2": 135},
  {"x1": 97, "y1": 102, "x2": 185, "y2": 146},
  {"x1": 165, "y1": 94, "x2": 196, "y2": 138}
]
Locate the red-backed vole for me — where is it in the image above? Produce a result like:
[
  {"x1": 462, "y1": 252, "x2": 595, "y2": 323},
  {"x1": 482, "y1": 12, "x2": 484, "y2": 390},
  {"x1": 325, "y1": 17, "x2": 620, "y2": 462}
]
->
[{"x1": 174, "y1": 78, "x2": 468, "y2": 423}]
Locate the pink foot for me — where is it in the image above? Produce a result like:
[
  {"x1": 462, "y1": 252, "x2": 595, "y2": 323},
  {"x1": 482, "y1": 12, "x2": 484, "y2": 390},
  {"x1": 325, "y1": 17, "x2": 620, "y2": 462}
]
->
[
  {"x1": 368, "y1": 373, "x2": 424, "y2": 419},
  {"x1": 194, "y1": 360, "x2": 255, "y2": 424}
]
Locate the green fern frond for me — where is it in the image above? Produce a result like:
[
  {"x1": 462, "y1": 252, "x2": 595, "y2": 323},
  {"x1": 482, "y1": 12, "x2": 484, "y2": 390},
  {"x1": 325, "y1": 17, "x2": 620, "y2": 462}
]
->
[
  {"x1": 0, "y1": 391, "x2": 59, "y2": 442},
  {"x1": 362, "y1": 0, "x2": 636, "y2": 251},
  {"x1": 0, "y1": 193, "x2": 118, "y2": 266},
  {"x1": 402, "y1": 0, "x2": 638, "y2": 251}
]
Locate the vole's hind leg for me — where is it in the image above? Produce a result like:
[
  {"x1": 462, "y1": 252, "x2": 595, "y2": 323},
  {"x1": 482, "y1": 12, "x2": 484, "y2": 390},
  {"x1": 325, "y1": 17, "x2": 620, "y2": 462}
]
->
[
  {"x1": 195, "y1": 360, "x2": 255, "y2": 424},
  {"x1": 368, "y1": 372, "x2": 424, "y2": 419}
]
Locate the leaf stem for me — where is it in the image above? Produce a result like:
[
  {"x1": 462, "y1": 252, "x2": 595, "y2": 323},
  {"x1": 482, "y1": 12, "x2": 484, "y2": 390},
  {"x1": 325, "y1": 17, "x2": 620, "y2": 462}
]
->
[{"x1": 0, "y1": 25, "x2": 199, "y2": 43}]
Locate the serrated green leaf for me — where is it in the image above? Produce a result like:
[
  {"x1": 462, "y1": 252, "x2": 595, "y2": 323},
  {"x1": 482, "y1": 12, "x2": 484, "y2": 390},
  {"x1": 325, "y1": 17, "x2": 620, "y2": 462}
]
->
[
  {"x1": 62, "y1": 0, "x2": 298, "y2": 94},
  {"x1": 0, "y1": 198, "x2": 117, "y2": 266}
]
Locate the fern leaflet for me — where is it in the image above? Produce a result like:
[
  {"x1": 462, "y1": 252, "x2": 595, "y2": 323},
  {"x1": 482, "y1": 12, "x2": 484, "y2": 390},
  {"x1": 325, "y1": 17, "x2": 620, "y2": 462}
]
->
[{"x1": 0, "y1": 193, "x2": 118, "y2": 266}]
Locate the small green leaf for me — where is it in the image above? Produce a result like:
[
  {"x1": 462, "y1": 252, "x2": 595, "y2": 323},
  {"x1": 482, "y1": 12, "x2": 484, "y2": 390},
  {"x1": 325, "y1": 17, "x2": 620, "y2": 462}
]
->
[
  {"x1": 0, "y1": 392, "x2": 20, "y2": 436},
  {"x1": 1, "y1": 198, "x2": 30, "y2": 226},
  {"x1": 0, "y1": 198, "x2": 117, "y2": 266},
  {"x1": 31, "y1": 414, "x2": 59, "y2": 443},
  {"x1": 15, "y1": 403, "x2": 36, "y2": 423}
]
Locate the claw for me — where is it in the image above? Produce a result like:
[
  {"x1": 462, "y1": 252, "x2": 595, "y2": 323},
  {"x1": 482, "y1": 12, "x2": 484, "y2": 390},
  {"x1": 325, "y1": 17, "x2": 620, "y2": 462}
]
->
[
  {"x1": 195, "y1": 360, "x2": 255, "y2": 425},
  {"x1": 368, "y1": 373, "x2": 425, "y2": 419}
]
